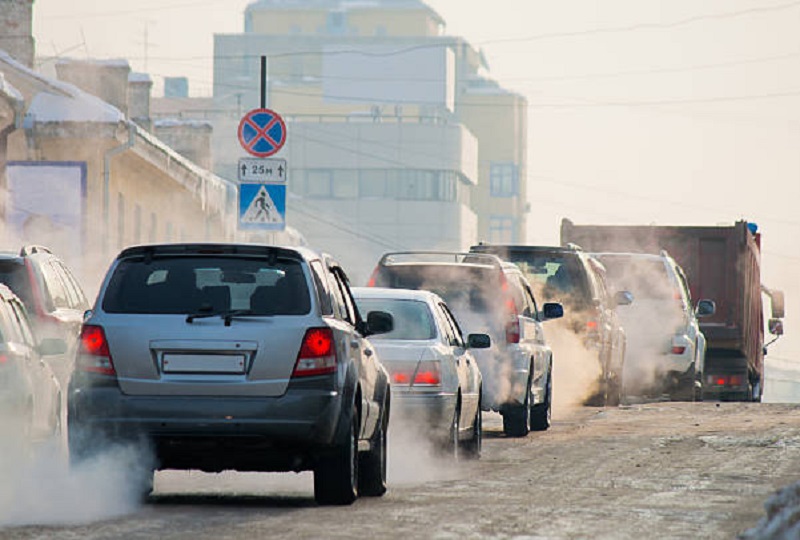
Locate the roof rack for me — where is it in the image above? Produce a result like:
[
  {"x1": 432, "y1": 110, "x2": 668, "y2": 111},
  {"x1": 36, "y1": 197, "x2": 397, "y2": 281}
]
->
[
  {"x1": 20, "y1": 245, "x2": 52, "y2": 256},
  {"x1": 377, "y1": 251, "x2": 504, "y2": 268}
]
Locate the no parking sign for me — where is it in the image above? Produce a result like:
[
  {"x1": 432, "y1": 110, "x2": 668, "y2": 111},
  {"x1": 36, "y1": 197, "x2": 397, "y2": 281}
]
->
[{"x1": 238, "y1": 108, "x2": 287, "y2": 158}]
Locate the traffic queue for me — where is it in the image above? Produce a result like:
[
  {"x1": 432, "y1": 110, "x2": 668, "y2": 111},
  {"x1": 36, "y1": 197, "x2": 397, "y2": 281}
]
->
[{"x1": 2, "y1": 230, "x2": 781, "y2": 506}]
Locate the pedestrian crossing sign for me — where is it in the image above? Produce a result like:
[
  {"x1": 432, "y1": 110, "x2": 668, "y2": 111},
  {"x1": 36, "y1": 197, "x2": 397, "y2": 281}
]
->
[{"x1": 238, "y1": 183, "x2": 286, "y2": 231}]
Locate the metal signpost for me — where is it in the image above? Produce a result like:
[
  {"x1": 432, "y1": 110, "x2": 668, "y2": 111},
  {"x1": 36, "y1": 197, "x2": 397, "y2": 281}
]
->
[{"x1": 237, "y1": 56, "x2": 288, "y2": 232}]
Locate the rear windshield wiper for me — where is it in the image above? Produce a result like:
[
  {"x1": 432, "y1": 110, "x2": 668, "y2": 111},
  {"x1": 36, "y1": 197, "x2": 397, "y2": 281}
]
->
[{"x1": 186, "y1": 309, "x2": 257, "y2": 326}]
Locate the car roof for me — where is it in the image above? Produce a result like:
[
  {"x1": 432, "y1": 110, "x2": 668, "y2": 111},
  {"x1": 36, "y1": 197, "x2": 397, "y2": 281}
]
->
[
  {"x1": 472, "y1": 244, "x2": 582, "y2": 254},
  {"x1": 351, "y1": 287, "x2": 441, "y2": 303},
  {"x1": 116, "y1": 243, "x2": 322, "y2": 262}
]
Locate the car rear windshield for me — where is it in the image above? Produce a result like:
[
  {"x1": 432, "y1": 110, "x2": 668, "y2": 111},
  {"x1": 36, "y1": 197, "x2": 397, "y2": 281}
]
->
[
  {"x1": 496, "y1": 251, "x2": 593, "y2": 307},
  {"x1": 596, "y1": 256, "x2": 677, "y2": 301},
  {"x1": 374, "y1": 265, "x2": 504, "y2": 315},
  {"x1": 0, "y1": 261, "x2": 34, "y2": 311},
  {"x1": 355, "y1": 298, "x2": 435, "y2": 340},
  {"x1": 102, "y1": 256, "x2": 311, "y2": 315}
]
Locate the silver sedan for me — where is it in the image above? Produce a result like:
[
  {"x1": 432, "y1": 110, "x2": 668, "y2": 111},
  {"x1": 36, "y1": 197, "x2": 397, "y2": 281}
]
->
[{"x1": 353, "y1": 287, "x2": 489, "y2": 459}]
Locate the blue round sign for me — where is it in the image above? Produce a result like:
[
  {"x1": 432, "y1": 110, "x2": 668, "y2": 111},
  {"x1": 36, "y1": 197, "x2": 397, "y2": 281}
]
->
[{"x1": 238, "y1": 108, "x2": 287, "y2": 157}]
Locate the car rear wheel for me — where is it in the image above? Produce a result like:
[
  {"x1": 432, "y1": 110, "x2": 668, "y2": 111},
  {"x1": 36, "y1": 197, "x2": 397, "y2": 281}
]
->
[
  {"x1": 358, "y1": 407, "x2": 388, "y2": 497},
  {"x1": 314, "y1": 410, "x2": 359, "y2": 506},
  {"x1": 445, "y1": 401, "x2": 461, "y2": 460},
  {"x1": 503, "y1": 377, "x2": 531, "y2": 437},
  {"x1": 530, "y1": 372, "x2": 552, "y2": 432},
  {"x1": 462, "y1": 402, "x2": 482, "y2": 459}
]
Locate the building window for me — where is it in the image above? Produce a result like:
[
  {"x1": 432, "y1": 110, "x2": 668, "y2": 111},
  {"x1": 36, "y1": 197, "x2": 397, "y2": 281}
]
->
[
  {"x1": 149, "y1": 212, "x2": 158, "y2": 242},
  {"x1": 360, "y1": 170, "x2": 388, "y2": 198},
  {"x1": 333, "y1": 170, "x2": 358, "y2": 198},
  {"x1": 307, "y1": 170, "x2": 333, "y2": 198},
  {"x1": 326, "y1": 11, "x2": 346, "y2": 34},
  {"x1": 490, "y1": 162, "x2": 519, "y2": 197},
  {"x1": 489, "y1": 216, "x2": 516, "y2": 244}
]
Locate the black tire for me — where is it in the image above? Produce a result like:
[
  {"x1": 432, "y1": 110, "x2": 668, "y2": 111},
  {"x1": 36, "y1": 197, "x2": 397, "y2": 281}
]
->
[
  {"x1": 446, "y1": 401, "x2": 461, "y2": 460},
  {"x1": 462, "y1": 401, "x2": 482, "y2": 459},
  {"x1": 694, "y1": 370, "x2": 704, "y2": 402},
  {"x1": 358, "y1": 409, "x2": 388, "y2": 497},
  {"x1": 503, "y1": 377, "x2": 531, "y2": 437},
  {"x1": 530, "y1": 372, "x2": 552, "y2": 432},
  {"x1": 672, "y1": 366, "x2": 697, "y2": 402},
  {"x1": 314, "y1": 410, "x2": 359, "y2": 506}
]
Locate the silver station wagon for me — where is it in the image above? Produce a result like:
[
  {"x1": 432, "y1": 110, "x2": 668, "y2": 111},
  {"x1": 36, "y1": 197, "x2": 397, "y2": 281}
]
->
[
  {"x1": 352, "y1": 287, "x2": 489, "y2": 459},
  {"x1": 68, "y1": 244, "x2": 393, "y2": 505}
]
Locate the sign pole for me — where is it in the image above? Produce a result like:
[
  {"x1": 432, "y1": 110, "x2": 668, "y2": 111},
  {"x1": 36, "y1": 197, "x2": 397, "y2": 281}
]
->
[{"x1": 260, "y1": 55, "x2": 267, "y2": 109}]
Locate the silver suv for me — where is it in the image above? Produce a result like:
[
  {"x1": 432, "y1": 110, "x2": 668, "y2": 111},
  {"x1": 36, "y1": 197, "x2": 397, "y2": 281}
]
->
[
  {"x1": 593, "y1": 251, "x2": 715, "y2": 401},
  {"x1": 68, "y1": 244, "x2": 393, "y2": 505},
  {"x1": 367, "y1": 252, "x2": 563, "y2": 437}
]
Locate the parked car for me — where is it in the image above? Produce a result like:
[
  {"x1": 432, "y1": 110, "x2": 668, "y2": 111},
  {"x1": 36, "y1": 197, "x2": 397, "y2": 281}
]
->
[
  {"x1": 68, "y1": 243, "x2": 394, "y2": 505},
  {"x1": 0, "y1": 245, "x2": 88, "y2": 382},
  {"x1": 0, "y1": 284, "x2": 66, "y2": 442},
  {"x1": 592, "y1": 251, "x2": 716, "y2": 402},
  {"x1": 470, "y1": 244, "x2": 631, "y2": 406},
  {"x1": 352, "y1": 287, "x2": 489, "y2": 458},
  {"x1": 367, "y1": 252, "x2": 563, "y2": 437}
]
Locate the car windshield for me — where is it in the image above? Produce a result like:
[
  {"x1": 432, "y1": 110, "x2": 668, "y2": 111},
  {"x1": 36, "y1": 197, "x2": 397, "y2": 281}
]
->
[
  {"x1": 355, "y1": 298, "x2": 435, "y2": 340},
  {"x1": 102, "y1": 256, "x2": 311, "y2": 315},
  {"x1": 596, "y1": 256, "x2": 678, "y2": 301}
]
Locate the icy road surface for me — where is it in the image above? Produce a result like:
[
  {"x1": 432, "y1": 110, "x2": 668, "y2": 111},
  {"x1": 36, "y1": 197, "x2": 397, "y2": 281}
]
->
[{"x1": 3, "y1": 402, "x2": 800, "y2": 539}]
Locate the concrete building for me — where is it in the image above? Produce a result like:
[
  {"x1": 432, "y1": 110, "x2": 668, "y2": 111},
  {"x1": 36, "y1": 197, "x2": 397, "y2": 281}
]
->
[{"x1": 154, "y1": 0, "x2": 527, "y2": 279}]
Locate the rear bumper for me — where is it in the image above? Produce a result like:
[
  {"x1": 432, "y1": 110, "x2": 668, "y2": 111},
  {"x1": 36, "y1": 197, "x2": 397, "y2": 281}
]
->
[
  {"x1": 68, "y1": 382, "x2": 345, "y2": 472},
  {"x1": 474, "y1": 346, "x2": 530, "y2": 411},
  {"x1": 391, "y1": 390, "x2": 457, "y2": 439}
]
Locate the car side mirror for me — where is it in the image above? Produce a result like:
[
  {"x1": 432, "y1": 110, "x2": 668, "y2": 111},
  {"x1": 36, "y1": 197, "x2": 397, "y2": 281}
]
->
[
  {"x1": 541, "y1": 302, "x2": 564, "y2": 321},
  {"x1": 366, "y1": 310, "x2": 393, "y2": 336},
  {"x1": 39, "y1": 338, "x2": 67, "y2": 357},
  {"x1": 467, "y1": 333, "x2": 491, "y2": 349},
  {"x1": 769, "y1": 318, "x2": 784, "y2": 336},
  {"x1": 83, "y1": 309, "x2": 93, "y2": 322},
  {"x1": 615, "y1": 291, "x2": 634, "y2": 306},
  {"x1": 696, "y1": 299, "x2": 716, "y2": 318}
]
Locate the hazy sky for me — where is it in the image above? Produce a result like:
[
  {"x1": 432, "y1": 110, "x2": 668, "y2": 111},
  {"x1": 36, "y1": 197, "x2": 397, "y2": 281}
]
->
[{"x1": 32, "y1": 0, "x2": 800, "y2": 362}]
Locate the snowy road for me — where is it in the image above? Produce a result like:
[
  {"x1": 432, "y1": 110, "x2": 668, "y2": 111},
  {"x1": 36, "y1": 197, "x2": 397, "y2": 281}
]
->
[{"x1": 4, "y1": 402, "x2": 800, "y2": 539}]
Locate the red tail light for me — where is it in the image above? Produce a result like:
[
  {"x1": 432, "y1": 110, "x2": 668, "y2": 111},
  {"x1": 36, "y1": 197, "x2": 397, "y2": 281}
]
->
[
  {"x1": 709, "y1": 374, "x2": 744, "y2": 387},
  {"x1": 505, "y1": 319, "x2": 521, "y2": 344},
  {"x1": 412, "y1": 361, "x2": 441, "y2": 386},
  {"x1": 293, "y1": 327, "x2": 336, "y2": 377},
  {"x1": 77, "y1": 324, "x2": 116, "y2": 376},
  {"x1": 0, "y1": 354, "x2": 8, "y2": 365},
  {"x1": 586, "y1": 320, "x2": 598, "y2": 331},
  {"x1": 366, "y1": 267, "x2": 379, "y2": 287},
  {"x1": 392, "y1": 371, "x2": 411, "y2": 384},
  {"x1": 498, "y1": 273, "x2": 521, "y2": 344},
  {"x1": 671, "y1": 345, "x2": 686, "y2": 355}
]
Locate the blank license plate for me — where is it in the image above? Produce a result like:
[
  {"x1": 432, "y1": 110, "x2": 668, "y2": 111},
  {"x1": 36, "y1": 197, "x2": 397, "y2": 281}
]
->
[{"x1": 162, "y1": 354, "x2": 246, "y2": 374}]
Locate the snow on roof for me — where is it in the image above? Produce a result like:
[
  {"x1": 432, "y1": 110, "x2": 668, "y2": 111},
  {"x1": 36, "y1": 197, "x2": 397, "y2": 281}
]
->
[
  {"x1": 154, "y1": 117, "x2": 213, "y2": 129},
  {"x1": 55, "y1": 58, "x2": 130, "y2": 69},
  {"x1": 129, "y1": 72, "x2": 152, "y2": 84},
  {"x1": 27, "y1": 87, "x2": 125, "y2": 124},
  {"x1": 0, "y1": 71, "x2": 23, "y2": 104}
]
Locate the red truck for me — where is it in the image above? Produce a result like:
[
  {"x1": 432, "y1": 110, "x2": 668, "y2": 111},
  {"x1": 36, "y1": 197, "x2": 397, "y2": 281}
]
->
[{"x1": 561, "y1": 218, "x2": 784, "y2": 401}]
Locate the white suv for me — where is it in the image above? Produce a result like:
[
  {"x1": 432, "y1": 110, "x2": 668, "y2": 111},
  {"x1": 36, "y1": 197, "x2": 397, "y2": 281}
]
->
[{"x1": 593, "y1": 251, "x2": 715, "y2": 401}]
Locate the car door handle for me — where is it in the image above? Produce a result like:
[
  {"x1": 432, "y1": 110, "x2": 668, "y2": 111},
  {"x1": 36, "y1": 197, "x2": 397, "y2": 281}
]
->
[{"x1": 350, "y1": 340, "x2": 360, "y2": 349}]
